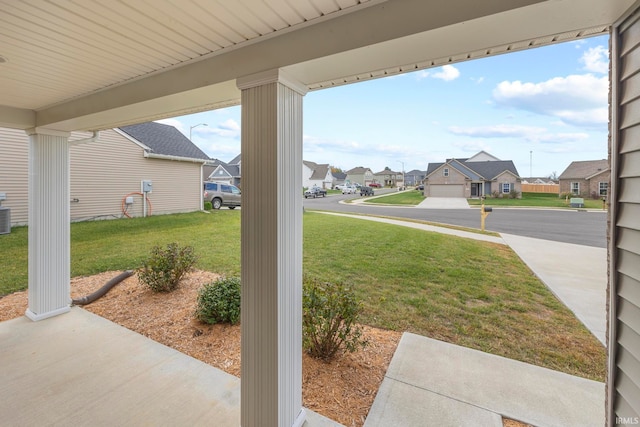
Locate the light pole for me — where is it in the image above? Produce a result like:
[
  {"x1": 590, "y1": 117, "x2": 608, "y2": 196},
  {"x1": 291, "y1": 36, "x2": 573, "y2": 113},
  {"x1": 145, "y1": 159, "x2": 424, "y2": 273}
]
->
[
  {"x1": 398, "y1": 161, "x2": 405, "y2": 189},
  {"x1": 530, "y1": 150, "x2": 533, "y2": 178},
  {"x1": 190, "y1": 123, "x2": 208, "y2": 140}
]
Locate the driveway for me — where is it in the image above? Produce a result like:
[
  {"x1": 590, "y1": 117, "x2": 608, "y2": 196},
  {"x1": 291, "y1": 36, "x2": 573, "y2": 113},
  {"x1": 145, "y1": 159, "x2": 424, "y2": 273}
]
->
[{"x1": 416, "y1": 197, "x2": 470, "y2": 209}]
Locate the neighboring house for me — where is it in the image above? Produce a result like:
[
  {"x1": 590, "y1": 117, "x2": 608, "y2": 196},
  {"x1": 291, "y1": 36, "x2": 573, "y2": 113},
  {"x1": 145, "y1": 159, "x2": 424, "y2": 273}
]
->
[
  {"x1": 558, "y1": 159, "x2": 610, "y2": 198},
  {"x1": 522, "y1": 177, "x2": 558, "y2": 184},
  {"x1": 332, "y1": 171, "x2": 347, "y2": 189},
  {"x1": 374, "y1": 167, "x2": 404, "y2": 188},
  {"x1": 206, "y1": 154, "x2": 242, "y2": 188},
  {"x1": 405, "y1": 169, "x2": 427, "y2": 186},
  {"x1": 0, "y1": 122, "x2": 210, "y2": 225},
  {"x1": 345, "y1": 166, "x2": 375, "y2": 187},
  {"x1": 302, "y1": 161, "x2": 333, "y2": 189},
  {"x1": 425, "y1": 151, "x2": 521, "y2": 198}
]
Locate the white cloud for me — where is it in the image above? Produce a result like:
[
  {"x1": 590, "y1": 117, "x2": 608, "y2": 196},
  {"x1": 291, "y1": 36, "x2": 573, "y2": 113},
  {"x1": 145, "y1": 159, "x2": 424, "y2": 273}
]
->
[
  {"x1": 492, "y1": 74, "x2": 608, "y2": 127},
  {"x1": 580, "y1": 46, "x2": 609, "y2": 74},
  {"x1": 432, "y1": 65, "x2": 460, "y2": 81},
  {"x1": 204, "y1": 118, "x2": 241, "y2": 139},
  {"x1": 449, "y1": 124, "x2": 546, "y2": 138},
  {"x1": 416, "y1": 65, "x2": 460, "y2": 82}
]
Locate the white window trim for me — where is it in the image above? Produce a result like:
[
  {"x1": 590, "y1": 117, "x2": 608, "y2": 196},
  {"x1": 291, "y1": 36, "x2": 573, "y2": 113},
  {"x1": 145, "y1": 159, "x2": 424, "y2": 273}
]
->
[
  {"x1": 571, "y1": 182, "x2": 580, "y2": 194},
  {"x1": 443, "y1": 168, "x2": 449, "y2": 177}
]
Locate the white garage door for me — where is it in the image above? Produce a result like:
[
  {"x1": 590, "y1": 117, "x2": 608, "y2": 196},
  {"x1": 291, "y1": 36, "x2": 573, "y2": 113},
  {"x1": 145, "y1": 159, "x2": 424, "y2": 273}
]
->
[{"x1": 429, "y1": 184, "x2": 464, "y2": 197}]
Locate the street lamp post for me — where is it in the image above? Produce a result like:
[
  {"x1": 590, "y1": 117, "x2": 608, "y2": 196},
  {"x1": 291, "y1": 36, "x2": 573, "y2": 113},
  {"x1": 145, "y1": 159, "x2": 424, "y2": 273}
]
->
[
  {"x1": 398, "y1": 161, "x2": 405, "y2": 189},
  {"x1": 190, "y1": 123, "x2": 208, "y2": 140}
]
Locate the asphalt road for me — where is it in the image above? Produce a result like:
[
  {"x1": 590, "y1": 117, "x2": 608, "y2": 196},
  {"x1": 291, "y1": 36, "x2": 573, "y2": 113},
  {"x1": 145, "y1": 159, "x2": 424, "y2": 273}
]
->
[{"x1": 303, "y1": 191, "x2": 607, "y2": 248}]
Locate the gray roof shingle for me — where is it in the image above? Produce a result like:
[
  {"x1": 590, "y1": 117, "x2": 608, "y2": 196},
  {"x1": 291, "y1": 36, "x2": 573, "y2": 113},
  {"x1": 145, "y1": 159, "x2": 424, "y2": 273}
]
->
[
  {"x1": 558, "y1": 159, "x2": 609, "y2": 179},
  {"x1": 119, "y1": 122, "x2": 211, "y2": 160}
]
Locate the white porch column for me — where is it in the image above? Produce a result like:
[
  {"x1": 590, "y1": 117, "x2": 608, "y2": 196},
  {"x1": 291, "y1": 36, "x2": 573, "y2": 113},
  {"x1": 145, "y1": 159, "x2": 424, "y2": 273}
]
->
[
  {"x1": 237, "y1": 70, "x2": 307, "y2": 427},
  {"x1": 25, "y1": 128, "x2": 71, "y2": 321}
]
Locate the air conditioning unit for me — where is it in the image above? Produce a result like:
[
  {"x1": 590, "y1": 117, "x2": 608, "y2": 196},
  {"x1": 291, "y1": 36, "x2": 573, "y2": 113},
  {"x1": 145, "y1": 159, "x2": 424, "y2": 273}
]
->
[{"x1": 0, "y1": 207, "x2": 11, "y2": 234}]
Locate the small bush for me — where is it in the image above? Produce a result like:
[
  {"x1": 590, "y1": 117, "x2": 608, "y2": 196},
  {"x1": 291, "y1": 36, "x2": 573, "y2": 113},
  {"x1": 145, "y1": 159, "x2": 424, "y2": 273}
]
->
[
  {"x1": 195, "y1": 276, "x2": 241, "y2": 324},
  {"x1": 138, "y1": 243, "x2": 198, "y2": 292},
  {"x1": 509, "y1": 189, "x2": 521, "y2": 199},
  {"x1": 204, "y1": 201, "x2": 213, "y2": 210},
  {"x1": 302, "y1": 277, "x2": 367, "y2": 360}
]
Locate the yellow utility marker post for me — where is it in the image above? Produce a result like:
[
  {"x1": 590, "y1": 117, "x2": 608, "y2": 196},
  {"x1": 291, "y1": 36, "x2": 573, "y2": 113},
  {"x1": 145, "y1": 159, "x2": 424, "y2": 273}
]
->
[{"x1": 480, "y1": 201, "x2": 492, "y2": 232}]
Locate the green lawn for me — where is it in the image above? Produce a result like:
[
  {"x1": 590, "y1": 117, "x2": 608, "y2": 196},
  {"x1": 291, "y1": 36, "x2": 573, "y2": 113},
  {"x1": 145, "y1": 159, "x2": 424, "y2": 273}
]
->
[
  {"x1": 365, "y1": 190, "x2": 607, "y2": 209},
  {"x1": 467, "y1": 192, "x2": 606, "y2": 209},
  {"x1": 363, "y1": 190, "x2": 425, "y2": 205},
  {"x1": 0, "y1": 210, "x2": 605, "y2": 381}
]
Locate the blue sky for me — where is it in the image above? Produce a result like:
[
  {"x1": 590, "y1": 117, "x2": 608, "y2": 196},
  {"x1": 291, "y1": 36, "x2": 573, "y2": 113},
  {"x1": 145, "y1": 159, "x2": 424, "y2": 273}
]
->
[{"x1": 158, "y1": 34, "x2": 609, "y2": 178}]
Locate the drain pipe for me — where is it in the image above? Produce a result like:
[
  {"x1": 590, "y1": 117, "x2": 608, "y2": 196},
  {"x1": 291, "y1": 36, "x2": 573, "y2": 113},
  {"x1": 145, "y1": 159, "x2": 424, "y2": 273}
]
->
[{"x1": 72, "y1": 270, "x2": 134, "y2": 305}]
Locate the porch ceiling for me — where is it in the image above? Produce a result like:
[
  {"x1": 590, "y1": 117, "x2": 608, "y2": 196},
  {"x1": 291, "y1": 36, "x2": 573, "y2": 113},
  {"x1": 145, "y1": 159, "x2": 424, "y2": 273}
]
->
[{"x1": 0, "y1": 0, "x2": 634, "y2": 132}]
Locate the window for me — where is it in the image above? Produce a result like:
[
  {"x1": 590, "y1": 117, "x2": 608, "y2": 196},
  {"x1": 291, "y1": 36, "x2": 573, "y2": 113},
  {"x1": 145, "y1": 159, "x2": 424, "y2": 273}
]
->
[
  {"x1": 571, "y1": 182, "x2": 580, "y2": 195},
  {"x1": 599, "y1": 182, "x2": 608, "y2": 197},
  {"x1": 204, "y1": 182, "x2": 218, "y2": 191},
  {"x1": 443, "y1": 168, "x2": 449, "y2": 177},
  {"x1": 502, "y1": 183, "x2": 511, "y2": 193}
]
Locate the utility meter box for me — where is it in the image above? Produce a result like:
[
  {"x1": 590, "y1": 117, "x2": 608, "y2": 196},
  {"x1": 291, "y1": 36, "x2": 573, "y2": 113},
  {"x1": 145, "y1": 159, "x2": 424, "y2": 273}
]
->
[{"x1": 141, "y1": 180, "x2": 153, "y2": 193}]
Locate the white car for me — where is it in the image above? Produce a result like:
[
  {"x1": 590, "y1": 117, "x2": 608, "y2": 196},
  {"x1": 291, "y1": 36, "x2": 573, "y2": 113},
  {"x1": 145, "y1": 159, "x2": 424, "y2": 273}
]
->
[{"x1": 342, "y1": 186, "x2": 357, "y2": 194}]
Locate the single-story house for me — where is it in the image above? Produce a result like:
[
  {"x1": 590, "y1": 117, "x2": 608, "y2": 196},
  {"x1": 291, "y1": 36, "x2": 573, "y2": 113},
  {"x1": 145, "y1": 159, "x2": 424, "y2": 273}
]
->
[
  {"x1": 425, "y1": 151, "x2": 521, "y2": 198},
  {"x1": 0, "y1": 122, "x2": 210, "y2": 226},
  {"x1": 558, "y1": 159, "x2": 610, "y2": 199},
  {"x1": 206, "y1": 154, "x2": 242, "y2": 188},
  {"x1": 302, "y1": 161, "x2": 333, "y2": 189},
  {"x1": 345, "y1": 166, "x2": 374, "y2": 187},
  {"x1": 373, "y1": 167, "x2": 404, "y2": 188}
]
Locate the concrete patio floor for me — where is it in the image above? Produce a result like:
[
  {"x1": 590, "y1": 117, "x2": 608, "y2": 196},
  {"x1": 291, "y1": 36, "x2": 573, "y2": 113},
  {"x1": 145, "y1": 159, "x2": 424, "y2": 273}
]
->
[{"x1": 0, "y1": 308, "x2": 340, "y2": 427}]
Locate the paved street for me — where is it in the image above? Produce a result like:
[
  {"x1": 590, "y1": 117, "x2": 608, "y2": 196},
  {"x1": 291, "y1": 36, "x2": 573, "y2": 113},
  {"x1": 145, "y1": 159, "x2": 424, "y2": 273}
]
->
[{"x1": 303, "y1": 191, "x2": 607, "y2": 248}]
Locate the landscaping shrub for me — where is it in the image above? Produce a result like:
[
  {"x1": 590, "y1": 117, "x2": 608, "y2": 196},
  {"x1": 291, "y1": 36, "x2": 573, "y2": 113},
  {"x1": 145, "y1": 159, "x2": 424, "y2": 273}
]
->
[
  {"x1": 204, "y1": 201, "x2": 213, "y2": 210},
  {"x1": 195, "y1": 276, "x2": 241, "y2": 324},
  {"x1": 302, "y1": 277, "x2": 367, "y2": 360},
  {"x1": 138, "y1": 242, "x2": 198, "y2": 292}
]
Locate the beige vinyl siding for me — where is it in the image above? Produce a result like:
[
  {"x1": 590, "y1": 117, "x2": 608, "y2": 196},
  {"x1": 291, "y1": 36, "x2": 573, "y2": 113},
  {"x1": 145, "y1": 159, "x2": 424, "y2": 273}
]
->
[
  {"x1": 0, "y1": 127, "x2": 204, "y2": 225},
  {"x1": 611, "y1": 6, "x2": 640, "y2": 421},
  {"x1": 0, "y1": 128, "x2": 29, "y2": 225},
  {"x1": 70, "y1": 129, "x2": 203, "y2": 221}
]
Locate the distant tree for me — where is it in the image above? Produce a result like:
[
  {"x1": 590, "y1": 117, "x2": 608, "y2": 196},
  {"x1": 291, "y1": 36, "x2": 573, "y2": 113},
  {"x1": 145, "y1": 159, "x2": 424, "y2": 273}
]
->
[
  {"x1": 548, "y1": 171, "x2": 558, "y2": 180},
  {"x1": 331, "y1": 166, "x2": 343, "y2": 173}
]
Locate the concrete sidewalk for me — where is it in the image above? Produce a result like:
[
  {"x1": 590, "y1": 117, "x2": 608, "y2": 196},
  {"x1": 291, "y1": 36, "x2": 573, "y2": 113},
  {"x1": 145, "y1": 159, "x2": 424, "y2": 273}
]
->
[
  {"x1": 501, "y1": 233, "x2": 607, "y2": 345},
  {"x1": 415, "y1": 197, "x2": 470, "y2": 209},
  {"x1": 365, "y1": 333, "x2": 604, "y2": 427}
]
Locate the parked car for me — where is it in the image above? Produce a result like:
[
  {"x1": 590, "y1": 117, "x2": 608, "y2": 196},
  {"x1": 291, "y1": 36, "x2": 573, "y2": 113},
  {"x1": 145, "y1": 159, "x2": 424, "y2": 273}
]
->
[
  {"x1": 304, "y1": 187, "x2": 327, "y2": 198},
  {"x1": 342, "y1": 186, "x2": 357, "y2": 194},
  {"x1": 203, "y1": 182, "x2": 241, "y2": 209},
  {"x1": 360, "y1": 187, "x2": 374, "y2": 196},
  {"x1": 416, "y1": 184, "x2": 424, "y2": 190},
  {"x1": 369, "y1": 182, "x2": 382, "y2": 188}
]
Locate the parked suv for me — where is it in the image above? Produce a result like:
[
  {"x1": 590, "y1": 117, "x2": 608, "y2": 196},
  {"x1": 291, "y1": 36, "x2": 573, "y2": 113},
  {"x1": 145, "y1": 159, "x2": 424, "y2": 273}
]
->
[{"x1": 203, "y1": 182, "x2": 241, "y2": 209}]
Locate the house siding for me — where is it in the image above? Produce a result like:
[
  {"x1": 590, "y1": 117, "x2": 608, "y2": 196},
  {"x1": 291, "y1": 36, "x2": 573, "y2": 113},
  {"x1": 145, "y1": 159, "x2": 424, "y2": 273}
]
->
[
  {"x1": 493, "y1": 171, "x2": 522, "y2": 198},
  {"x1": 0, "y1": 127, "x2": 204, "y2": 225},
  {"x1": 426, "y1": 166, "x2": 469, "y2": 197},
  {"x1": 0, "y1": 127, "x2": 29, "y2": 225},
  {"x1": 610, "y1": 9, "x2": 640, "y2": 422},
  {"x1": 559, "y1": 171, "x2": 610, "y2": 198}
]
